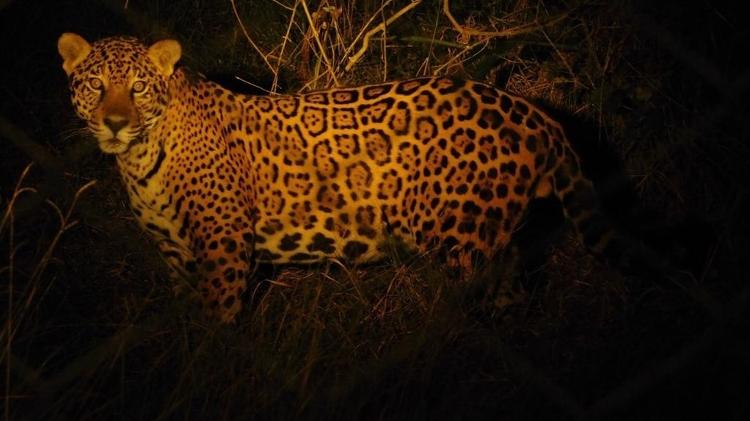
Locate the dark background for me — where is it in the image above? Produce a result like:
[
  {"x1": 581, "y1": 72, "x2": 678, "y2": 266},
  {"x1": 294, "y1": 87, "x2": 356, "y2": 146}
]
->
[{"x1": 1, "y1": 0, "x2": 749, "y2": 419}]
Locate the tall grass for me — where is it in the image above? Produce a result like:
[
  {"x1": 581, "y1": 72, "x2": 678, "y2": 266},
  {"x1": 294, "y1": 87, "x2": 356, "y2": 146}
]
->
[{"x1": 2, "y1": 0, "x2": 747, "y2": 419}]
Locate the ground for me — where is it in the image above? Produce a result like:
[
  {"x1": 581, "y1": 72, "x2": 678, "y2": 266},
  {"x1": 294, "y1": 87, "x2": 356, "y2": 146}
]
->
[{"x1": 1, "y1": 0, "x2": 749, "y2": 419}]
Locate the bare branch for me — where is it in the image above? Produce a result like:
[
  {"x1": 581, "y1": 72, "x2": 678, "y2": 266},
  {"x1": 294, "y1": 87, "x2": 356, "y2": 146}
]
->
[
  {"x1": 443, "y1": 0, "x2": 568, "y2": 40},
  {"x1": 271, "y1": 0, "x2": 300, "y2": 93},
  {"x1": 344, "y1": 0, "x2": 422, "y2": 73}
]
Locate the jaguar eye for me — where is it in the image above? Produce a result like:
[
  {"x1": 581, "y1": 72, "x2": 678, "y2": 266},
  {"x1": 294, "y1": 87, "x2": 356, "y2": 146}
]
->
[
  {"x1": 89, "y1": 77, "x2": 104, "y2": 90},
  {"x1": 132, "y1": 81, "x2": 146, "y2": 93}
]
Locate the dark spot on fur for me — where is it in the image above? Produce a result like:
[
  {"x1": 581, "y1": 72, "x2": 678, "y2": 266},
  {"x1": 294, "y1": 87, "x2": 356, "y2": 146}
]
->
[
  {"x1": 307, "y1": 233, "x2": 336, "y2": 254},
  {"x1": 343, "y1": 241, "x2": 369, "y2": 260}
]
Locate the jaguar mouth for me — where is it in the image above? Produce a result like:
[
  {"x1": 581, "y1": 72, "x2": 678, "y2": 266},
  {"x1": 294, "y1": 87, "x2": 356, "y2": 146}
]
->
[{"x1": 98, "y1": 137, "x2": 129, "y2": 154}]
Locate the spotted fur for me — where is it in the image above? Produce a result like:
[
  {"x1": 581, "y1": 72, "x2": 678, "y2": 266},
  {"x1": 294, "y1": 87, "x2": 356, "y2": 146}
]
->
[{"x1": 59, "y1": 34, "x2": 616, "y2": 322}]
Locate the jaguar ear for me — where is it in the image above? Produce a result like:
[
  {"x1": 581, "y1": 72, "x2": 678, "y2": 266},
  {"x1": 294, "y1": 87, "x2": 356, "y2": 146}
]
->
[
  {"x1": 148, "y1": 39, "x2": 182, "y2": 77},
  {"x1": 58, "y1": 33, "x2": 92, "y2": 76}
]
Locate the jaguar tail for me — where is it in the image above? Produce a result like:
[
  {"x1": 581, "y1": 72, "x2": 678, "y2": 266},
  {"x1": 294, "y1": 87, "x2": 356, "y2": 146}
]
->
[{"x1": 551, "y1": 149, "x2": 671, "y2": 277}]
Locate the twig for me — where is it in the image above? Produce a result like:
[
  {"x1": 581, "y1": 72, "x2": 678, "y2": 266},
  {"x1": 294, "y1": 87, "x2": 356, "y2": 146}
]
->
[
  {"x1": 541, "y1": 29, "x2": 583, "y2": 89},
  {"x1": 344, "y1": 0, "x2": 422, "y2": 72},
  {"x1": 341, "y1": 0, "x2": 393, "y2": 59},
  {"x1": 230, "y1": 0, "x2": 277, "y2": 78},
  {"x1": 300, "y1": 0, "x2": 339, "y2": 86},
  {"x1": 268, "y1": 0, "x2": 293, "y2": 11},
  {"x1": 443, "y1": 0, "x2": 569, "y2": 40},
  {"x1": 234, "y1": 76, "x2": 273, "y2": 94},
  {"x1": 432, "y1": 39, "x2": 491, "y2": 75},
  {"x1": 298, "y1": 71, "x2": 332, "y2": 93},
  {"x1": 432, "y1": 1, "x2": 570, "y2": 75},
  {"x1": 400, "y1": 35, "x2": 467, "y2": 49}
]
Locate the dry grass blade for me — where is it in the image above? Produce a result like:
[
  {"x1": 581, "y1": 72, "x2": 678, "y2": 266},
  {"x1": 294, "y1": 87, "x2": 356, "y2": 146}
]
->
[
  {"x1": 26, "y1": 180, "x2": 97, "y2": 285},
  {"x1": 271, "y1": 0, "x2": 300, "y2": 93},
  {"x1": 230, "y1": 0, "x2": 277, "y2": 78},
  {"x1": 1, "y1": 1, "x2": 745, "y2": 418},
  {"x1": 2, "y1": 171, "x2": 97, "y2": 418},
  {"x1": 0, "y1": 164, "x2": 35, "y2": 234},
  {"x1": 1, "y1": 163, "x2": 35, "y2": 421},
  {"x1": 233, "y1": 75, "x2": 274, "y2": 94}
]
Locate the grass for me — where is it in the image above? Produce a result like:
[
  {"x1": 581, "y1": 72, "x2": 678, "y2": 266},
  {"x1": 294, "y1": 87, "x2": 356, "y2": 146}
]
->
[{"x1": 1, "y1": 0, "x2": 749, "y2": 419}]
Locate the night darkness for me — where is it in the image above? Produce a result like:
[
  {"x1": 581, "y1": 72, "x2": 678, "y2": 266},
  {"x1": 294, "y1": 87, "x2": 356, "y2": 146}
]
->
[{"x1": 1, "y1": 0, "x2": 749, "y2": 420}]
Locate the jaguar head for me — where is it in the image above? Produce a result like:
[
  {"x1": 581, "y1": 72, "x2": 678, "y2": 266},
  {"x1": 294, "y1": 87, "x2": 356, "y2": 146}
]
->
[{"x1": 57, "y1": 33, "x2": 181, "y2": 154}]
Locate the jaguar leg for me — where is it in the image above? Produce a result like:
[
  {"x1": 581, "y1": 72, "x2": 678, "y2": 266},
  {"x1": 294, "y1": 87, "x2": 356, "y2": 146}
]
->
[{"x1": 195, "y1": 233, "x2": 251, "y2": 323}]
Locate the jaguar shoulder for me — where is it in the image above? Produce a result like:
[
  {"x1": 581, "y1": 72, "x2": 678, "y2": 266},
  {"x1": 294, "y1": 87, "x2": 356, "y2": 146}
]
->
[{"x1": 58, "y1": 33, "x2": 621, "y2": 322}]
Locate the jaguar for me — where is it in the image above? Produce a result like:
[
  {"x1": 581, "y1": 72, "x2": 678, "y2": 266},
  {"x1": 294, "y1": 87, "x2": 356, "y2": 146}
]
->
[{"x1": 58, "y1": 33, "x2": 622, "y2": 322}]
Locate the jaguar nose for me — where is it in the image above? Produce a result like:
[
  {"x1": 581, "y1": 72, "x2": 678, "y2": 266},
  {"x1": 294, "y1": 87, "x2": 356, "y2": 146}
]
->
[{"x1": 104, "y1": 116, "x2": 129, "y2": 135}]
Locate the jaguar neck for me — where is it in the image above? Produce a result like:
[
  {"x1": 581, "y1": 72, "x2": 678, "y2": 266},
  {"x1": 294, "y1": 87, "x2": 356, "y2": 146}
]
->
[
  {"x1": 115, "y1": 132, "x2": 167, "y2": 191},
  {"x1": 114, "y1": 70, "x2": 191, "y2": 186}
]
